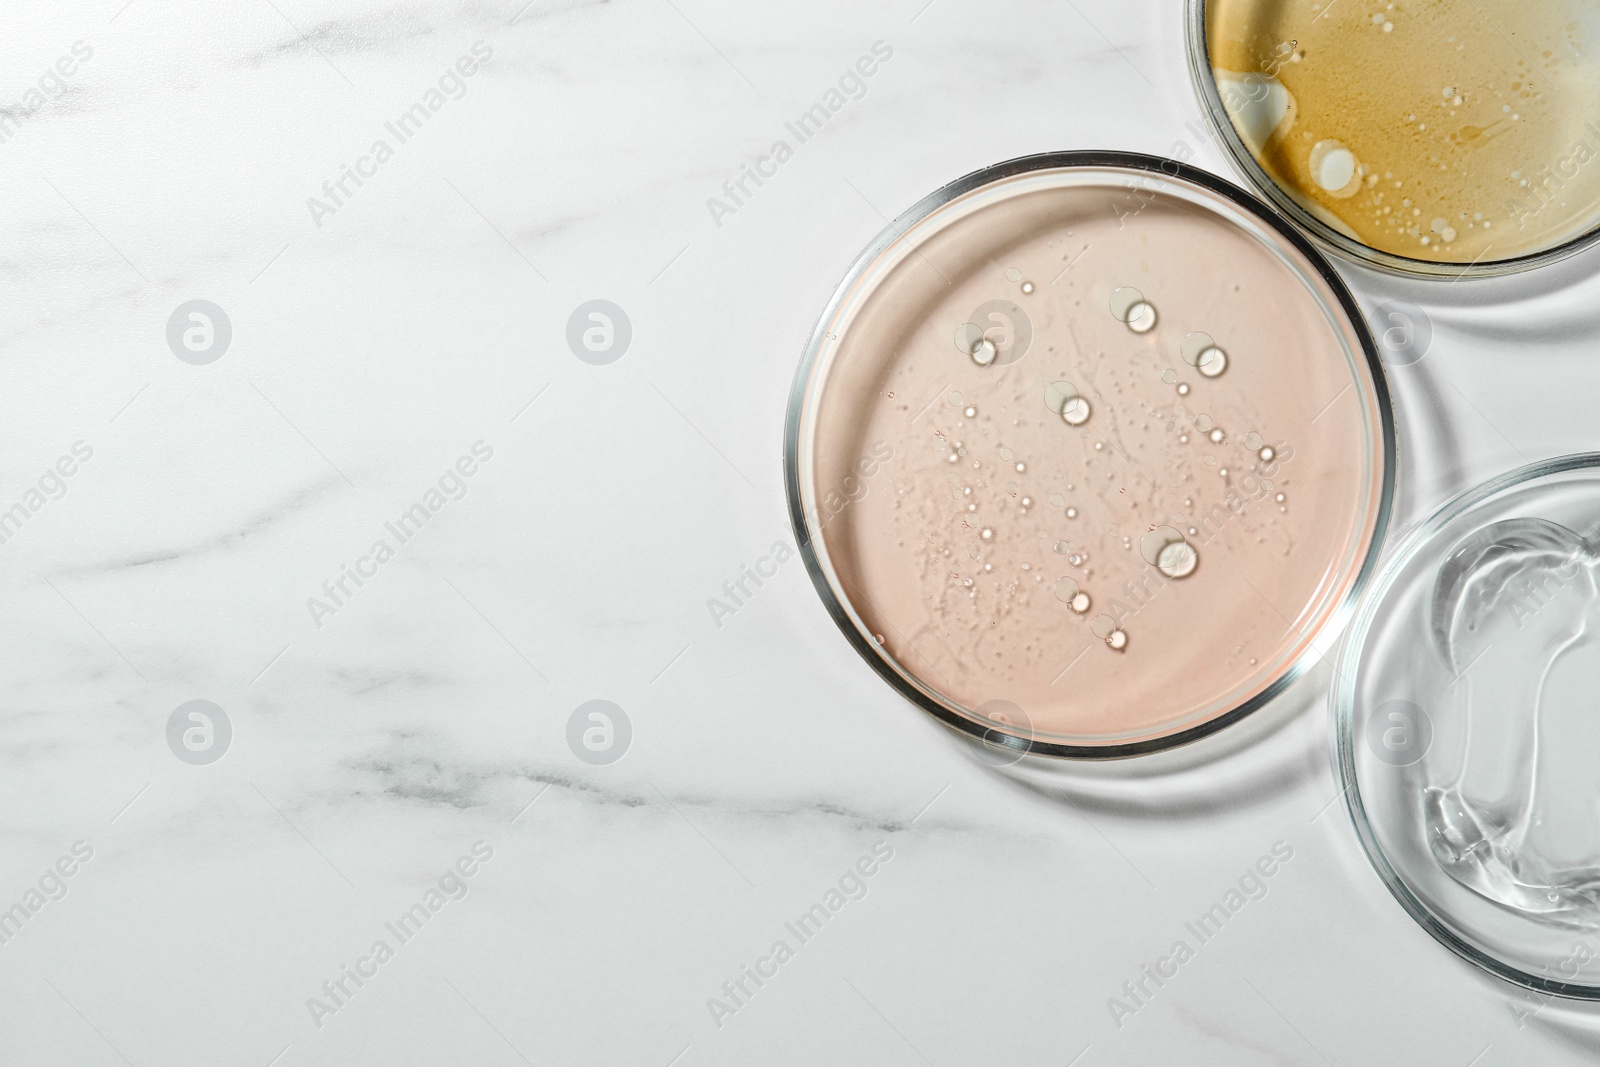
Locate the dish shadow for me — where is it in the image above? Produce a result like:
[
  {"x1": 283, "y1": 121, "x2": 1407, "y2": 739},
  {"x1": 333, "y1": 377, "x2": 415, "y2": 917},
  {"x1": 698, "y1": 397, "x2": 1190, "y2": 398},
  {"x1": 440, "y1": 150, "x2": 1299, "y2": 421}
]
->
[
  {"x1": 1526, "y1": 999, "x2": 1600, "y2": 1058},
  {"x1": 1340, "y1": 236, "x2": 1600, "y2": 316},
  {"x1": 1454, "y1": 954, "x2": 1600, "y2": 1052},
  {"x1": 942, "y1": 655, "x2": 1338, "y2": 822},
  {"x1": 1385, "y1": 344, "x2": 1478, "y2": 521},
  {"x1": 1339, "y1": 237, "x2": 1600, "y2": 351}
]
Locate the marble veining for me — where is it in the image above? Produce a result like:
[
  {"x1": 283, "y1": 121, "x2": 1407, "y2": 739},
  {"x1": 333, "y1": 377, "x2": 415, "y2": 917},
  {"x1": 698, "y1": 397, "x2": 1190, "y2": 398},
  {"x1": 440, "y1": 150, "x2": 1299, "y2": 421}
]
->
[{"x1": 4, "y1": 0, "x2": 1600, "y2": 1064}]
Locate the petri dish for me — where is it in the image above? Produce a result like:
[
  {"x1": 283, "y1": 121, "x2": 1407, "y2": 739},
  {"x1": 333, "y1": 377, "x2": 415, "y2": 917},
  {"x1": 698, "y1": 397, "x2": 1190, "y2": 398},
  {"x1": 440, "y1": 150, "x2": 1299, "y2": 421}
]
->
[
  {"x1": 1337, "y1": 454, "x2": 1600, "y2": 996},
  {"x1": 784, "y1": 152, "x2": 1394, "y2": 759},
  {"x1": 1187, "y1": 0, "x2": 1600, "y2": 277}
]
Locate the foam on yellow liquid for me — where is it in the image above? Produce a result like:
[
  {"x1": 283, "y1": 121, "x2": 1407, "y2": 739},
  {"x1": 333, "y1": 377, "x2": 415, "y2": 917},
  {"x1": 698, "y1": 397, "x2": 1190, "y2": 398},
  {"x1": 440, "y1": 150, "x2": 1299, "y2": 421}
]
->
[{"x1": 1207, "y1": 0, "x2": 1600, "y2": 264}]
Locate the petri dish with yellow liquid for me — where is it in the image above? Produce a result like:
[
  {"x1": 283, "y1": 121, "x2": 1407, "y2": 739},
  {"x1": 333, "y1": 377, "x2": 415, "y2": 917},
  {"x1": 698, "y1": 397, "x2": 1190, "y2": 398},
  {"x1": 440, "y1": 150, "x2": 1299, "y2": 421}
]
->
[{"x1": 1188, "y1": 0, "x2": 1600, "y2": 276}]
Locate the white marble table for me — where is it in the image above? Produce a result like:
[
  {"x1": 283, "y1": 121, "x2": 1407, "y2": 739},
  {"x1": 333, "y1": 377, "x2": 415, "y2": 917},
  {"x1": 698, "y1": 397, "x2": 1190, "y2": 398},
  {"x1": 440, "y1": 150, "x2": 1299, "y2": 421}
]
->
[{"x1": 4, "y1": 1, "x2": 1600, "y2": 1063}]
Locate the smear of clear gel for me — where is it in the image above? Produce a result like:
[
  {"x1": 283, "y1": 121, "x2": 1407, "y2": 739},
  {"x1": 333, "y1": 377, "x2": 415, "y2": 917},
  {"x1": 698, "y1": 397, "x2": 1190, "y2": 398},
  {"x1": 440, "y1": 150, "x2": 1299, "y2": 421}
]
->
[{"x1": 1423, "y1": 518, "x2": 1600, "y2": 918}]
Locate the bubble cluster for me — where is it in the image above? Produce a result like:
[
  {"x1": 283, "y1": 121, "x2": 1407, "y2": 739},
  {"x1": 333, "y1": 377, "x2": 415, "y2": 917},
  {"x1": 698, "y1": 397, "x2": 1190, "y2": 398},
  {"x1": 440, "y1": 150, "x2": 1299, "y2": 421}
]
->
[{"x1": 1210, "y1": 1, "x2": 1597, "y2": 262}]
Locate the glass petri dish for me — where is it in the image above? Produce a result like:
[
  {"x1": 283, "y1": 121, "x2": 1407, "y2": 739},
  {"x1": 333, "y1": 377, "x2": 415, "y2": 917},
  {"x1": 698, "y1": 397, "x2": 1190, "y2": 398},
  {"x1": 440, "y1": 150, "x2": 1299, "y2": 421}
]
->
[
  {"x1": 1336, "y1": 454, "x2": 1600, "y2": 997},
  {"x1": 1187, "y1": 0, "x2": 1600, "y2": 277},
  {"x1": 785, "y1": 152, "x2": 1394, "y2": 759}
]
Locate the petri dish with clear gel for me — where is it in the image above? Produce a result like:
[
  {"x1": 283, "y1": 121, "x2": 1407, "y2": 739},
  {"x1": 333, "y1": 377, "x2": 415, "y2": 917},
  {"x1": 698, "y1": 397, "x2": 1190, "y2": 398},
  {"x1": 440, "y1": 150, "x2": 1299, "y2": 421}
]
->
[
  {"x1": 784, "y1": 152, "x2": 1395, "y2": 759},
  {"x1": 1337, "y1": 454, "x2": 1600, "y2": 996},
  {"x1": 1187, "y1": 0, "x2": 1600, "y2": 277}
]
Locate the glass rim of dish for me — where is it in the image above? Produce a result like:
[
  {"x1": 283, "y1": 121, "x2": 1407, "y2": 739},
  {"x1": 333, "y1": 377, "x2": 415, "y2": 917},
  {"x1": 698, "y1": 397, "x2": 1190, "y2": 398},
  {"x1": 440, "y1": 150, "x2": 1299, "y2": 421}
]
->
[
  {"x1": 1334, "y1": 451, "x2": 1600, "y2": 999},
  {"x1": 1184, "y1": 0, "x2": 1600, "y2": 279},
  {"x1": 784, "y1": 149, "x2": 1397, "y2": 761}
]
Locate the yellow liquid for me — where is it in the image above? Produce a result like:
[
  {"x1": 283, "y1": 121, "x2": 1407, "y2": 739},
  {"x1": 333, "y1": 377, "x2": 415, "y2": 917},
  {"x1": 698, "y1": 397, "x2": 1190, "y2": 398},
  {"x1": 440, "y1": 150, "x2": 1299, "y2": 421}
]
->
[{"x1": 1207, "y1": 0, "x2": 1600, "y2": 264}]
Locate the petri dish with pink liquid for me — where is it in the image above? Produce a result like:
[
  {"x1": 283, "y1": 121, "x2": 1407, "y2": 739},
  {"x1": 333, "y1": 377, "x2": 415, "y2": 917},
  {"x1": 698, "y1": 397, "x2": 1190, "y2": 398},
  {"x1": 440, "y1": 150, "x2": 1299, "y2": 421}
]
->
[{"x1": 785, "y1": 152, "x2": 1394, "y2": 758}]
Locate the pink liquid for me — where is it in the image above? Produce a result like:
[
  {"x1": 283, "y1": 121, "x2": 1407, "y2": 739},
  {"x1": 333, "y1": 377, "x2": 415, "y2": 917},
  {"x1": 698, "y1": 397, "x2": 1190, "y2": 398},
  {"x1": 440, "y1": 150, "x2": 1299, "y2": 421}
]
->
[{"x1": 803, "y1": 167, "x2": 1388, "y2": 749}]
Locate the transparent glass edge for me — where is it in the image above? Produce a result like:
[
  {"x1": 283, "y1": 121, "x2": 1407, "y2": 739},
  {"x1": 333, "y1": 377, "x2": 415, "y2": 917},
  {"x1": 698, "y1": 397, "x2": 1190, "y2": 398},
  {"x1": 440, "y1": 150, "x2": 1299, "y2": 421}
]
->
[
  {"x1": 1334, "y1": 451, "x2": 1600, "y2": 998},
  {"x1": 784, "y1": 150, "x2": 1398, "y2": 760},
  {"x1": 1182, "y1": 0, "x2": 1600, "y2": 280}
]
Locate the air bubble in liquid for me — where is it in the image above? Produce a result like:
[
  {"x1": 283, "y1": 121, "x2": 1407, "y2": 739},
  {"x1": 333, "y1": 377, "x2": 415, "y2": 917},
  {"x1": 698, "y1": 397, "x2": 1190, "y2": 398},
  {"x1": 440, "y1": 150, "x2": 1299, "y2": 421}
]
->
[
  {"x1": 1181, "y1": 332, "x2": 1228, "y2": 378},
  {"x1": 1140, "y1": 526, "x2": 1198, "y2": 578},
  {"x1": 1053, "y1": 576, "x2": 1080, "y2": 603},
  {"x1": 1310, "y1": 139, "x2": 1360, "y2": 197},
  {"x1": 1043, "y1": 381, "x2": 1083, "y2": 419},
  {"x1": 1109, "y1": 287, "x2": 1157, "y2": 333}
]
